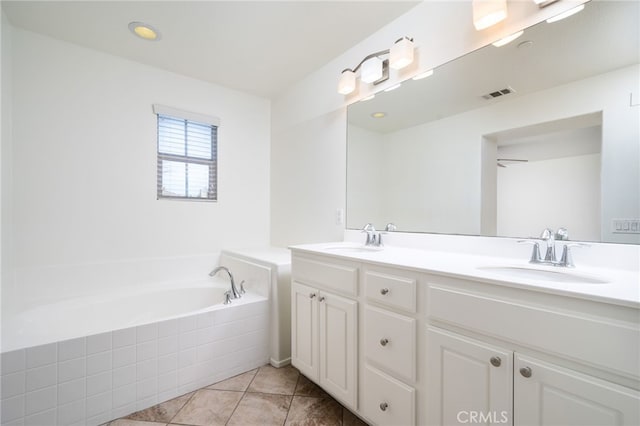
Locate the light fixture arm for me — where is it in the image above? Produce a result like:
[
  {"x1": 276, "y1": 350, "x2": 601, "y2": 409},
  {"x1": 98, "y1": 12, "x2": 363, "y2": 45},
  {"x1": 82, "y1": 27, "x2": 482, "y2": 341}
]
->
[
  {"x1": 343, "y1": 37, "x2": 414, "y2": 74},
  {"x1": 337, "y1": 36, "x2": 414, "y2": 95},
  {"x1": 343, "y1": 48, "x2": 390, "y2": 74}
]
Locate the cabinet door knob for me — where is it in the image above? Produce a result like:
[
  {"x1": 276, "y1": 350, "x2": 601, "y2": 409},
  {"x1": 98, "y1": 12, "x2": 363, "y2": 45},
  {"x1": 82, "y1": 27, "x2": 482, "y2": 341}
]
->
[
  {"x1": 380, "y1": 288, "x2": 389, "y2": 295},
  {"x1": 319, "y1": 296, "x2": 326, "y2": 302},
  {"x1": 309, "y1": 293, "x2": 316, "y2": 299},
  {"x1": 379, "y1": 338, "x2": 389, "y2": 347},
  {"x1": 379, "y1": 402, "x2": 389, "y2": 411},
  {"x1": 520, "y1": 366, "x2": 532, "y2": 378},
  {"x1": 490, "y1": 356, "x2": 501, "y2": 367}
]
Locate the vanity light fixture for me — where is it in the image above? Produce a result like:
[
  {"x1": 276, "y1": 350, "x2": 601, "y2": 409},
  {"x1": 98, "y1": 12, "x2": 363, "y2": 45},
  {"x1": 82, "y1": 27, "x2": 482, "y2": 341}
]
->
[
  {"x1": 337, "y1": 37, "x2": 415, "y2": 95},
  {"x1": 472, "y1": 0, "x2": 508, "y2": 30},
  {"x1": 361, "y1": 57, "x2": 384, "y2": 83},
  {"x1": 390, "y1": 37, "x2": 415, "y2": 70},
  {"x1": 384, "y1": 83, "x2": 402, "y2": 92},
  {"x1": 412, "y1": 69, "x2": 434, "y2": 80},
  {"x1": 492, "y1": 30, "x2": 524, "y2": 47},
  {"x1": 546, "y1": 4, "x2": 584, "y2": 23},
  {"x1": 128, "y1": 21, "x2": 161, "y2": 41}
]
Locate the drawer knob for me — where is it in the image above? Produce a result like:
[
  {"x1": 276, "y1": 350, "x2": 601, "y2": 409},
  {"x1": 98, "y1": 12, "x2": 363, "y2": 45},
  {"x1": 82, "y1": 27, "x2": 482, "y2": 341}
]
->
[
  {"x1": 520, "y1": 367, "x2": 532, "y2": 378},
  {"x1": 379, "y1": 338, "x2": 389, "y2": 347},
  {"x1": 490, "y1": 356, "x2": 501, "y2": 367},
  {"x1": 319, "y1": 296, "x2": 326, "y2": 302},
  {"x1": 379, "y1": 402, "x2": 389, "y2": 411},
  {"x1": 380, "y1": 288, "x2": 389, "y2": 295},
  {"x1": 309, "y1": 293, "x2": 316, "y2": 299}
]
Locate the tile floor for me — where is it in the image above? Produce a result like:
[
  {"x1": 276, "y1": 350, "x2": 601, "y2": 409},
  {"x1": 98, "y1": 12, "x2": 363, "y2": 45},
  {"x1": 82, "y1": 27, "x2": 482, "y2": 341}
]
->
[{"x1": 106, "y1": 365, "x2": 369, "y2": 426}]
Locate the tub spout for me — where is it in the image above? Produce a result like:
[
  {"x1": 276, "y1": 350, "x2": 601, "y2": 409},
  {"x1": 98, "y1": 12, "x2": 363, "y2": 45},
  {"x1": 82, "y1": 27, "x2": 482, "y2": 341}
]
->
[{"x1": 209, "y1": 266, "x2": 241, "y2": 299}]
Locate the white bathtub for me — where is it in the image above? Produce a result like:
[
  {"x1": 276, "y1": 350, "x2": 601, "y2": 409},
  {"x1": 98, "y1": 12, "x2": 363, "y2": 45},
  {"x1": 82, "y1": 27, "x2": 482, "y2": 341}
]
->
[
  {"x1": 2, "y1": 279, "x2": 262, "y2": 353},
  {"x1": 1, "y1": 277, "x2": 270, "y2": 426}
]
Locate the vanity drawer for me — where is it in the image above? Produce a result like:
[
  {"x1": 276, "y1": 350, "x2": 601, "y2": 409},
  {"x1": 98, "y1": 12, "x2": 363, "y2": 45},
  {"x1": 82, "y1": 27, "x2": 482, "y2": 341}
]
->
[
  {"x1": 362, "y1": 365, "x2": 415, "y2": 426},
  {"x1": 427, "y1": 283, "x2": 640, "y2": 378},
  {"x1": 292, "y1": 255, "x2": 358, "y2": 296},
  {"x1": 364, "y1": 269, "x2": 416, "y2": 313},
  {"x1": 364, "y1": 306, "x2": 416, "y2": 382}
]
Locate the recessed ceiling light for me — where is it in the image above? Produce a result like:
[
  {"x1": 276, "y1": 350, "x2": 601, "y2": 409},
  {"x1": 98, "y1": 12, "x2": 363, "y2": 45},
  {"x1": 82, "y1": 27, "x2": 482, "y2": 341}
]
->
[
  {"x1": 517, "y1": 40, "x2": 534, "y2": 49},
  {"x1": 371, "y1": 112, "x2": 386, "y2": 119},
  {"x1": 128, "y1": 22, "x2": 161, "y2": 41}
]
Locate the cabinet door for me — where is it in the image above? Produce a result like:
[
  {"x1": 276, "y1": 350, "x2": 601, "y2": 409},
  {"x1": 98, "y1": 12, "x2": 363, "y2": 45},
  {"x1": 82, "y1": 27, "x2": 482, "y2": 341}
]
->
[
  {"x1": 426, "y1": 327, "x2": 513, "y2": 426},
  {"x1": 319, "y1": 291, "x2": 358, "y2": 408},
  {"x1": 514, "y1": 354, "x2": 640, "y2": 426},
  {"x1": 291, "y1": 281, "x2": 319, "y2": 381}
]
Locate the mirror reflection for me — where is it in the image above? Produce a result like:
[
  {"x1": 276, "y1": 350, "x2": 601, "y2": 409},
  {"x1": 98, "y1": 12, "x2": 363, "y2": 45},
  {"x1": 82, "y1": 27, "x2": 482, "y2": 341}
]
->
[{"x1": 346, "y1": 1, "x2": 639, "y2": 244}]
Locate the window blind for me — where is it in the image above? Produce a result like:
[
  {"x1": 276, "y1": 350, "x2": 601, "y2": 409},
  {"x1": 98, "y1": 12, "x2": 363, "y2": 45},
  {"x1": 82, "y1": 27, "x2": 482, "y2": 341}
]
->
[{"x1": 156, "y1": 112, "x2": 218, "y2": 201}]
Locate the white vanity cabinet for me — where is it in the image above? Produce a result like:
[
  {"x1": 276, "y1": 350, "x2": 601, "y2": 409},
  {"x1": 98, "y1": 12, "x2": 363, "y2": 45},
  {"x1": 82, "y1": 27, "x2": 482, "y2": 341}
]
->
[
  {"x1": 290, "y1": 255, "x2": 359, "y2": 408},
  {"x1": 427, "y1": 326, "x2": 640, "y2": 426},
  {"x1": 426, "y1": 327, "x2": 513, "y2": 426},
  {"x1": 514, "y1": 354, "x2": 640, "y2": 426},
  {"x1": 290, "y1": 245, "x2": 640, "y2": 426},
  {"x1": 426, "y1": 276, "x2": 640, "y2": 426},
  {"x1": 361, "y1": 267, "x2": 419, "y2": 426}
]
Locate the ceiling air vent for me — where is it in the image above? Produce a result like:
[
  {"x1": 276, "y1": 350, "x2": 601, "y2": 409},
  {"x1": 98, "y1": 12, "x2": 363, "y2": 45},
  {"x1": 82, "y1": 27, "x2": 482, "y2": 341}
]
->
[{"x1": 482, "y1": 86, "x2": 516, "y2": 100}]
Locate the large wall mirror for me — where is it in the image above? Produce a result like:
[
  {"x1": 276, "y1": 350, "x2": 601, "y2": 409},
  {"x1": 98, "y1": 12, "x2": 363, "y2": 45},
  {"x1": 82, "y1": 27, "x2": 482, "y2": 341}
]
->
[{"x1": 346, "y1": 1, "x2": 639, "y2": 244}]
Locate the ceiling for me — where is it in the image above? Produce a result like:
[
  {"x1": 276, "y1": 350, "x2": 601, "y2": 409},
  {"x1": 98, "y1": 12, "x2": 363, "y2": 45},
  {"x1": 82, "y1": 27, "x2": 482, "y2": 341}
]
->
[
  {"x1": 348, "y1": 0, "x2": 640, "y2": 133},
  {"x1": 2, "y1": 1, "x2": 420, "y2": 99}
]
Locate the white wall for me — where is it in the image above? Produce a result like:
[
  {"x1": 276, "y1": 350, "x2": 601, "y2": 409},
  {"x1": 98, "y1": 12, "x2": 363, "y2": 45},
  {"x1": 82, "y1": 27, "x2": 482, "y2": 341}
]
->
[
  {"x1": 3, "y1": 27, "x2": 271, "y2": 312},
  {"x1": 271, "y1": 0, "x2": 588, "y2": 247},
  {"x1": 1, "y1": 11, "x2": 13, "y2": 343}
]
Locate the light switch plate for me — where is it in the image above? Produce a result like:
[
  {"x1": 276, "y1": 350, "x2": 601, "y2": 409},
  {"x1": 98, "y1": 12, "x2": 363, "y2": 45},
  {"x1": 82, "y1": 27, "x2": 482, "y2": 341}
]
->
[{"x1": 612, "y1": 219, "x2": 640, "y2": 234}]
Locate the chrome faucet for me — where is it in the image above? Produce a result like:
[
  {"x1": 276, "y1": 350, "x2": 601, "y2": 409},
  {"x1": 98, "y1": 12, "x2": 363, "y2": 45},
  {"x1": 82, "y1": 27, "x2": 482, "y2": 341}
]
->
[
  {"x1": 362, "y1": 223, "x2": 382, "y2": 247},
  {"x1": 209, "y1": 266, "x2": 241, "y2": 299},
  {"x1": 540, "y1": 228, "x2": 556, "y2": 262},
  {"x1": 519, "y1": 228, "x2": 588, "y2": 267}
]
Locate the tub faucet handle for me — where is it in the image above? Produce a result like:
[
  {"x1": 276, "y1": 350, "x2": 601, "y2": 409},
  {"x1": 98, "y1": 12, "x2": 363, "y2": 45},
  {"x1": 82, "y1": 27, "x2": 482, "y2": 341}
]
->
[
  {"x1": 223, "y1": 290, "x2": 232, "y2": 305},
  {"x1": 239, "y1": 280, "x2": 246, "y2": 295}
]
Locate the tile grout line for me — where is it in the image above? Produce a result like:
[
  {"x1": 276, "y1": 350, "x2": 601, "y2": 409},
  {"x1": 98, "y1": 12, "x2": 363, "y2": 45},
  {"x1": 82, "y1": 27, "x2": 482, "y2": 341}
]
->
[
  {"x1": 166, "y1": 390, "x2": 197, "y2": 425},
  {"x1": 223, "y1": 367, "x2": 260, "y2": 425},
  {"x1": 281, "y1": 371, "x2": 303, "y2": 426}
]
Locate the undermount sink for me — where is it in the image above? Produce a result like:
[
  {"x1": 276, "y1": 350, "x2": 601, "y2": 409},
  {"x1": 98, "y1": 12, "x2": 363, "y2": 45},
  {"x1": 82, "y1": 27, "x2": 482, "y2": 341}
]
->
[
  {"x1": 477, "y1": 266, "x2": 609, "y2": 284},
  {"x1": 322, "y1": 243, "x2": 383, "y2": 253}
]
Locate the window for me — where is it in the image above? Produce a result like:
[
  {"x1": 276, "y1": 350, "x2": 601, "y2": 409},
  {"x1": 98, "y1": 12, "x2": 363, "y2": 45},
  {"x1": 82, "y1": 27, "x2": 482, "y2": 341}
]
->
[{"x1": 153, "y1": 105, "x2": 219, "y2": 201}]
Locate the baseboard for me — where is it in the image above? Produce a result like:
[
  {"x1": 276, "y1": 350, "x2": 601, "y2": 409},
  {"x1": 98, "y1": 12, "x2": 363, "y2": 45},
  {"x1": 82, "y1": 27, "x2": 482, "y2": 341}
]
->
[{"x1": 270, "y1": 357, "x2": 292, "y2": 368}]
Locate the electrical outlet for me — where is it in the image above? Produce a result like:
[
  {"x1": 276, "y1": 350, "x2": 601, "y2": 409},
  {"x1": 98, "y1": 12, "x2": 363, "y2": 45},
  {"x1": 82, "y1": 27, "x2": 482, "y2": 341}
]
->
[{"x1": 335, "y1": 208, "x2": 344, "y2": 225}]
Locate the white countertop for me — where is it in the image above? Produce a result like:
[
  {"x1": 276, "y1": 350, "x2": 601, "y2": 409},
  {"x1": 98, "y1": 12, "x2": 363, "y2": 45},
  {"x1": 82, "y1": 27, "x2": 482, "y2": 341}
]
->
[{"x1": 290, "y1": 242, "x2": 640, "y2": 308}]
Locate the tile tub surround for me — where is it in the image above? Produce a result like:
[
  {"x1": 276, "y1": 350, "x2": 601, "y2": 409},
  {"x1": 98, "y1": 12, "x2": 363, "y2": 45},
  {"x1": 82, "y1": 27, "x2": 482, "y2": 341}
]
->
[
  {"x1": 0, "y1": 299, "x2": 270, "y2": 426},
  {"x1": 107, "y1": 364, "x2": 369, "y2": 426}
]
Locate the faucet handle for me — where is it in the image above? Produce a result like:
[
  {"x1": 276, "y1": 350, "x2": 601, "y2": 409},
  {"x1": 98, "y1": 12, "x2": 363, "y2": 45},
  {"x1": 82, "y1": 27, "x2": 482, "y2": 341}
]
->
[
  {"x1": 239, "y1": 280, "x2": 246, "y2": 295},
  {"x1": 540, "y1": 228, "x2": 553, "y2": 240},
  {"x1": 362, "y1": 223, "x2": 378, "y2": 246},
  {"x1": 555, "y1": 228, "x2": 569, "y2": 241},
  {"x1": 518, "y1": 239, "x2": 542, "y2": 264},
  {"x1": 362, "y1": 223, "x2": 376, "y2": 232},
  {"x1": 558, "y1": 243, "x2": 590, "y2": 268},
  {"x1": 385, "y1": 223, "x2": 397, "y2": 232}
]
